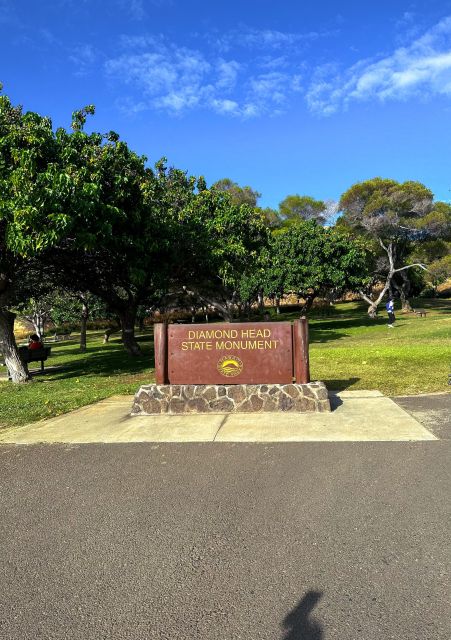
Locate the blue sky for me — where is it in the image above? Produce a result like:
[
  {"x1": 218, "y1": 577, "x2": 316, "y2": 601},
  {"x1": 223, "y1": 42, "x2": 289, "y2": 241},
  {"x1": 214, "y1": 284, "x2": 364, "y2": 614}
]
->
[{"x1": 1, "y1": 0, "x2": 451, "y2": 209}]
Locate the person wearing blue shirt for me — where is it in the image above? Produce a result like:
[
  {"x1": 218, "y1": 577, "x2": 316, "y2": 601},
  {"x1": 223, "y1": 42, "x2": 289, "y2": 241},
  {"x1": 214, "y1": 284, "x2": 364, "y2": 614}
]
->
[{"x1": 386, "y1": 298, "x2": 395, "y2": 328}]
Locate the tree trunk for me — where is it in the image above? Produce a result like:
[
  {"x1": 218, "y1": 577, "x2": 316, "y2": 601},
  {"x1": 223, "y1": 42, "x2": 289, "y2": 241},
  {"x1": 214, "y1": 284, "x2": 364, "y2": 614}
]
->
[
  {"x1": 368, "y1": 304, "x2": 378, "y2": 318},
  {"x1": 360, "y1": 285, "x2": 389, "y2": 318},
  {"x1": 0, "y1": 310, "x2": 31, "y2": 383},
  {"x1": 118, "y1": 307, "x2": 141, "y2": 356},
  {"x1": 30, "y1": 310, "x2": 46, "y2": 340},
  {"x1": 275, "y1": 296, "x2": 281, "y2": 315},
  {"x1": 299, "y1": 293, "x2": 316, "y2": 315},
  {"x1": 394, "y1": 271, "x2": 413, "y2": 312},
  {"x1": 22, "y1": 311, "x2": 44, "y2": 340},
  {"x1": 221, "y1": 308, "x2": 234, "y2": 322},
  {"x1": 79, "y1": 302, "x2": 88, "y2": 352},
  {"x1": 362, "y1": 238, "x2": 426, "y2": 318},
  {"x1": 359, "y1": 274, "x2": 391, "y2": 318},
  {"x1": 395, "y1": 283, "x2": 412, "y2": 312},
  {"x1": 181, "y1": 287, "x2": 233, "y2": 323},
  {"x1": 399, "y1": 290, "x2": 412, "y2": 312},
  {"x1": 103, "y1": 327, "x2": 118, "y2": 343}
]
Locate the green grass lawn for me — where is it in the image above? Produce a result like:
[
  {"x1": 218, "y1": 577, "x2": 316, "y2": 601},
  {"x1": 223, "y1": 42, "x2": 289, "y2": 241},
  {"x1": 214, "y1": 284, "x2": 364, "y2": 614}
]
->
[
  {"x1": 0, "y1": 333, "x2": 155, "y2": 429},
  {"x1": 307, "y1": 299, "x2": 450, "y2": 396},
  {"x1": 0, "y1": 298, "x2": 449, "y2": 429}
]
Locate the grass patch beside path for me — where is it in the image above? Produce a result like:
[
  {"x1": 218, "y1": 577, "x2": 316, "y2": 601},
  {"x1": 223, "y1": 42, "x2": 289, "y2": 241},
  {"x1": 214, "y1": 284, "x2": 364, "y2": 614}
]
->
[
  {"x1": 0, "y1": 299, "x2": 449, "y2": 429},
  {"x1": 0, "y1": 333, "x2": 154, "y2": 429},
  {"x1": 308, "y1": 299, "x2": 450, "y2": 395}
]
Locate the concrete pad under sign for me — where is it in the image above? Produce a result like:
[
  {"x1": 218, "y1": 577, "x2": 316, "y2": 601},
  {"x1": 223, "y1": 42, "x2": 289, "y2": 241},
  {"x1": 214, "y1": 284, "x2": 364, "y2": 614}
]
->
[
  {"x1": 333, "y1": 389, "x2": 384, "y2": 398},
  {"x1": 0, "y1": 391, "x2": 437, "y2": 444},
  {"x1": 216, "y1": 395, "x2": 436, "y2": 442}
]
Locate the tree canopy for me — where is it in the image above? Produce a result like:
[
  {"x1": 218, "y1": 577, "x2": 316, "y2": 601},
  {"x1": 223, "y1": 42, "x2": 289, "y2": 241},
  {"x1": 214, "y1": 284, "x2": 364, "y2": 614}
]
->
[
  {"x1": 169, "y1": 188, "x2": 269, "y2": 321},
  {"x1": 338, "y1": 177, "x2": 439, "y2": 315},
  {"x1": 244, "y1": 221, "x2": 370, "y2": 314},
  {"x1": 211, "y1": 178, "x2": 261, "y2": 208},
  {"x1": 278, "y1": 195, "x2": 327, "y2": 226},
  {"x1": 0, "y1": 92, "x2": 73, "y2": 380}
]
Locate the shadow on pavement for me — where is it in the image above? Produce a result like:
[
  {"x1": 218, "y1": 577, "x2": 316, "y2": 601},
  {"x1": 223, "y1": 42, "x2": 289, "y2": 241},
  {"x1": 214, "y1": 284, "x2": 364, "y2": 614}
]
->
[
  {"x1": 282, "y1": 590, "x2": 323, "y2": 639},
  {"x1": 328, "y1": 393, "x2": 343, "y2": 411},
  {"x1": 326, "y1": 378, "x2": 360, "y2": 410}
]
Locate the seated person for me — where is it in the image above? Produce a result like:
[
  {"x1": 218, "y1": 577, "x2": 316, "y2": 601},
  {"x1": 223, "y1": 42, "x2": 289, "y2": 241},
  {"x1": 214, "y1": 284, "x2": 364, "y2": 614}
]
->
[{"x1": 28, "y1": 334, "x2": 43, "y2": 350}]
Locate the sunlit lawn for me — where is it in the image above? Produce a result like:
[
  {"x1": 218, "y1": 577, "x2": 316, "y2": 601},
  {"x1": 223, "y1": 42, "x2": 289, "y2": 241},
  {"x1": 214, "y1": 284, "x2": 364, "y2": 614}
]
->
[
  {"x1": 0, "y1": 298, "x2": 449, "y2": 429},
  {"x1": 0, "y1": 332, "x2": 155, "y2": 429},
  {"x1": 307, "y1": 299, "x2": 450, "y2": 396}
]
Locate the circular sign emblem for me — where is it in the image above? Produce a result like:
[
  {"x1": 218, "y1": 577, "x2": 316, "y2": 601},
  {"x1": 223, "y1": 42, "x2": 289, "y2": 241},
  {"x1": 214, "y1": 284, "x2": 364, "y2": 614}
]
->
[{"x1": 217, "y1": 355, "x2": 243, "y2": 377}]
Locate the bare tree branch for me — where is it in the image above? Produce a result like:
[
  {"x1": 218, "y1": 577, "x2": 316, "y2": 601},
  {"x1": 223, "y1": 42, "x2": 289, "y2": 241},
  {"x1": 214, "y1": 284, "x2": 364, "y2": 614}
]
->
[{"x1": 393, "y1": 263, "x2": 428, "y2": 273}]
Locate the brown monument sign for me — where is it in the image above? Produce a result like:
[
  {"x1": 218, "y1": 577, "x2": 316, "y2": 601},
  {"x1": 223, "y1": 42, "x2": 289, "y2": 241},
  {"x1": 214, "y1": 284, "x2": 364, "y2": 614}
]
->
[
  {"x1": 131, "y1": 318, "x2": 331, "y2": 414},
  {"x1": 154, "y1": 320, "x2": 310, "y2": 385}
]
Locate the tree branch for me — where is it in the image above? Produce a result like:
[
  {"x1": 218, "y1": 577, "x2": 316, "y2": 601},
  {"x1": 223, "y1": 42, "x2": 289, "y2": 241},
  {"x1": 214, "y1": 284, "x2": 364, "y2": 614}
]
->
[
  {"x1": 359, "y1": 290, "x2": 374, "y2": 306},
  {"x1": 182, "y1": 286, "x2": 231, "y2": 320},
  {"x1": 393, "y1": 263, "x2": 428, "y2": 273}
]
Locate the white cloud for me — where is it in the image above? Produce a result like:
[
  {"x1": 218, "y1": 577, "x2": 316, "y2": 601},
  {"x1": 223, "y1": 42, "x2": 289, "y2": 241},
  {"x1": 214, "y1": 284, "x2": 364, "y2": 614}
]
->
[
  {"x1": 210, "y1": 98, "x2": 240, "y2": 116},
  {"x1": 105, "y1": 47, "x2": 212, "y2": 113},
  {"x1": 306, "y1": 16, "x2": 451, "y2": 115},
  {"x1": 105, "y1": 38, "x2": 302, "y2": 118},
  {"x1": 240, "y1": 28, "x2": 321, "y2": 48},
  {"x1": 247, "y1": 71, "x2": 302, "y2": 111},
  {"x1": 258, "y1": 55, "x2": 289, "y2": 71},
  {"x1": 216, "y1": 59, "x2": 241, "y2": 90},
  {"x1": 69, "y1": 44, "x2": 98, "y2": 76},
  {"x1": 211, "y1": 26, "x2": 338, "y2": 53}
]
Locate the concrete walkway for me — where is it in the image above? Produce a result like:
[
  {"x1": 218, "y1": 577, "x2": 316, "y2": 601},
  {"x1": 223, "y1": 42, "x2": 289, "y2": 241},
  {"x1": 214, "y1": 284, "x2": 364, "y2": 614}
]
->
[{"x1": 0, "y1": 390, "x2": 437, "y2": 444}]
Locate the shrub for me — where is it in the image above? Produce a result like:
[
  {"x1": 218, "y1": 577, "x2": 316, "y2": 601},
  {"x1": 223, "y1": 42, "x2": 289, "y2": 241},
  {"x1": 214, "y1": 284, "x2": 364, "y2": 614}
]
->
[{"x1": 419, "y1": 285, "x2": 437, "y2": 298}]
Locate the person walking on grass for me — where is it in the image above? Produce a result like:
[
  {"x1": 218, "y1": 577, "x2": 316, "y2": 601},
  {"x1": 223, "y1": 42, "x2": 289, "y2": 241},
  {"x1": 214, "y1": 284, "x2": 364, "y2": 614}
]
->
[{"x1": 386, "y1": 297, "x2": 395, "y2": 328}]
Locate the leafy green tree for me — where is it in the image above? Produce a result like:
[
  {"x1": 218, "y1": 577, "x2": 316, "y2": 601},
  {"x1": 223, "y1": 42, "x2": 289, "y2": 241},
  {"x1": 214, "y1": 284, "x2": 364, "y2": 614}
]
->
[
  {"x1": 279, "y1": 195, "x2": 327, "y2": 226},
  {"x1": 49, "y1": 120, "x2": 178, "y2": 356},
  {"x1": 416, "y1": 200, "x2": 451, "y2": 237},
  {"x1": 16, "y1": 296, "x2": 53, "y2": 341},
  {"x1": 0, "y1": 89, "x2": 160, "y2": 377},
  {"x1": 48, "y1": 290, "x2": 107, "y2": 351},
  {"x1": 252, "y1": 221, "x2": 369, "y2": 314},
  {"x1": 392, "y1": 201, "x2": 451, "y2": 304},
  {"x1": 170, "y1": 188, "x2": 269, "y2": 321},
  {"x1": 211, "y1": 178, "x2": 261, "y2": 208},
  {"x1": 16, "y1": 290, "x2": 107, "y2": 351},
  {"x1": 339, "y1": 178, "x2": 436, "y2": 316},
  {"x1": 0, "y1": 89, "x2": 74, "y2": 381},
  {"x1": 258, "y1": 206, "x2": 282, "y2": 229},
  {"x1": 427, "y1": 254, "x2": 451, "y2": 289}
]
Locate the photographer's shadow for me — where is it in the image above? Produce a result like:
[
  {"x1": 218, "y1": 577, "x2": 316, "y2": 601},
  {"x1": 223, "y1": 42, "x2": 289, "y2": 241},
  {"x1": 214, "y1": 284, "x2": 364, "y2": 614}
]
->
[{"x1": 282, "y1": 591, "x2": 323, "y2": 640}]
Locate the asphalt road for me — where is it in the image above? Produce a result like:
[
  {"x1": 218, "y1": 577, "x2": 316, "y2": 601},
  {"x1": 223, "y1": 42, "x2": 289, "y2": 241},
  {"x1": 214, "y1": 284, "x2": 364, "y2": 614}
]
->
[
  {"x1": 1, "y1": 398, "x2": 450, "y2": 639},
  {"x1": 392, "y1": 393, "x2": 451, "y2": 440}
]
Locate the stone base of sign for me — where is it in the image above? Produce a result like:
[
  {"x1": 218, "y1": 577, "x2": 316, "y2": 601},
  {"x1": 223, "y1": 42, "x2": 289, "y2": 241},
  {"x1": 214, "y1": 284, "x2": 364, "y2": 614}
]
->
[{"x1": 131, "y1": 382, "x2": 331, "y2": 415}]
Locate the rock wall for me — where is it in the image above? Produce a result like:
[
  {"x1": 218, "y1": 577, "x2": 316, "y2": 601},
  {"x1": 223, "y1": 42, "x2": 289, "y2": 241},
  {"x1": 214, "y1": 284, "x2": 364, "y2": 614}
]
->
[{"x1": 131, "y1": 382, "x2": 330, "y2": 414}]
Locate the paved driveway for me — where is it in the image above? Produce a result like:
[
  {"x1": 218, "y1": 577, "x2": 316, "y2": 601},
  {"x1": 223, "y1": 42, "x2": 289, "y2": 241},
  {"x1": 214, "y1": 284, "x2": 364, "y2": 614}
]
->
[
  {"x1": 1, "y1": 420, "x2": 450, "y2": 639},
  {"x1": 393, "y1": 393, "x2": 451, "y2": 439}
]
